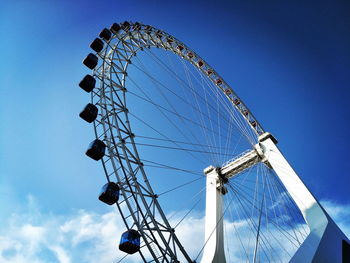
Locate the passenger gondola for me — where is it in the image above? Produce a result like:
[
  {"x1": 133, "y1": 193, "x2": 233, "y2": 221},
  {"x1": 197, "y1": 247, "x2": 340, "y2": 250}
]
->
[
  {"x1": 86, "y1": 139, "x2": 106, "y2": 161},
  {"x1": 98, "y1": 182, "x2": 119, "y2": 205},
  {"x1": 79, "y1": 103, "x2": 98, "y2": 123},
  {"x1": 119, "y1": 229, "x2": 141, "y2": 254}
]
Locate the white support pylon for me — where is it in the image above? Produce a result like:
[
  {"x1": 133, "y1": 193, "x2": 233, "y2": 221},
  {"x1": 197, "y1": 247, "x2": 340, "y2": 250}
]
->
[
  {"x1": 200, "y1": 166, "x2": 227, "y2": 263},
  {"x1": 199, "y1": 132, "x2": 349, "y2": 263},
  {"x1": 258, "y1": 132, "x2": 349, "y2": 263}
]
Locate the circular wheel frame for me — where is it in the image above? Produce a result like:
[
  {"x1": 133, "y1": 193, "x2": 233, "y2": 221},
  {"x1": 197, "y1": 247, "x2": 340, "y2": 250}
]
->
[{"x1": 90, "y1": 21, "x2": 264, "y2": 262}]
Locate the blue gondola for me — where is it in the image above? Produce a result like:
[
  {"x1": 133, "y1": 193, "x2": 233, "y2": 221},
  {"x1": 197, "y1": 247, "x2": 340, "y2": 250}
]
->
[
  {"x1": 85, "y1": 139, "x2": 106, "y2": 161},
  {"x1": 99, "y1": 182, "x2": 119, "y2": 205},
  {"x1": 119, "y1": 229, "x2": 141, "y2": 254}
]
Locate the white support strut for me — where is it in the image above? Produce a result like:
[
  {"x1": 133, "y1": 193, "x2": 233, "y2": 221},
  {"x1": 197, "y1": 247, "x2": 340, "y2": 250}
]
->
[
  {"x1": 200, "y1": 132, "x2": 349, "y2": 263},
  {"x1": 258, "y1": 133, "x2": 349, "y2": 263},
  {"x1": 200, "y1": 166, "x2": 227, "y2": 263}
]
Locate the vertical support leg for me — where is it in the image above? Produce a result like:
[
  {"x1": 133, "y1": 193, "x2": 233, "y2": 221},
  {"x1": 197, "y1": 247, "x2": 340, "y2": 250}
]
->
[{"x1": 200, "y1": 166, "x2": 226, "y2": 263}]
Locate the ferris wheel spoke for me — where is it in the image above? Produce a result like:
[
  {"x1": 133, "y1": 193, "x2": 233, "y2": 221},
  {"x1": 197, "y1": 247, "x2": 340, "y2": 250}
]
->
[
  {"x1": 229, "y1": 188, "x2": 282, "y2": 262},
  {"x1": 178, "y1": 55, "x2": 256, "y2": 146},
  {"x1": 145, "y1": 48, "x2": 256, "y2": 146},
  {"x1": 225, "y1": 191, "x2": 251, "y2": 262},
  {"x1": 136, "y1": 134, "x2": 236, "y2": 152},
  {"x1": 262, "y1": 171, "x2": 306, "y2": 239},
  {"x1": 266, "y1": 171, "x2": 309, "y2": 241},
  {"x1": 166, "y1": 184, "x2": 207, "y2": 225},
  {"x1": 133, "y1": 51, "x2": 246, "y2": 140},
  {"x1": 166, "y1": 49, "x2": 224, "y2": 166},
  {"x1": 127, "y1": 141, "x2": 236, "y2": 157},
  {"x1": 126, "y1": 73, "x2": 221, "y2": 164},
  {"x1": 230, "y1": 180, "x2": 298, "y2": 242},
  {"x1": 126, "y1": 87, "x2": 229, "y2": 142},
  {"x1": 142, "y1": 164, "x2": 202, "y2": 178},
  {"x1": 228, "y1": 182, "x2": 302, "y2": 251},
  {"x1": 125, "y1": 71, "x2": 244, "y2": 166},
  {"x1": 226, "y1": 190, "x2": 263, "y2": 262},
  {"x1": 140, "y1": 159, "x2": 204, "y2": 177},
  {"x1": 130, "y1": 55, "x2": 231, "y2": 164},
  {"x1": 128, "y1": 111, "x2": 207, "y2": 166},
  {"x1": 253, "y1": 169, "x2": 266, "y2": 263},
  {"x1": 173, "y1": 198, "x2": 202, "y2": 229},
  {"x1": 234, "y1": 167, "x2": 308, "y2": 241},
  {"x1": 157, "y1": 177, "x2": 204, "y2": 197},
  {"x1": 178, "y1": 55, "x2": 220, "y2": 164}
]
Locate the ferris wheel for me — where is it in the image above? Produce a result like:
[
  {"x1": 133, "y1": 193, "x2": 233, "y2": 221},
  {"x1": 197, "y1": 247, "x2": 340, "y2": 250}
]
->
[{"x1": 78, "y1": 21, "x2": 349, "y2": 262}]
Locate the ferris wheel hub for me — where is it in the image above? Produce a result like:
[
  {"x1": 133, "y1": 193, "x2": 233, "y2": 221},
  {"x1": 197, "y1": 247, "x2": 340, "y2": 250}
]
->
[{"x1": 204, "y1": 133, "x2": 280, "y2": 185}]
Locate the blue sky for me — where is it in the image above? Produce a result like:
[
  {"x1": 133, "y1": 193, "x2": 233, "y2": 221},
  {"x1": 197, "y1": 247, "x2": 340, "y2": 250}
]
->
[{"x1": 0, "y1": 0, "x2": 350, "y2": 262}]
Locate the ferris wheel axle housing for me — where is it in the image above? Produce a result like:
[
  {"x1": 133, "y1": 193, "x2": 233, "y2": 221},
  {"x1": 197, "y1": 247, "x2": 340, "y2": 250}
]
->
[{"x1": 206, "y1": 132, "x2": 276, "y2": 187}]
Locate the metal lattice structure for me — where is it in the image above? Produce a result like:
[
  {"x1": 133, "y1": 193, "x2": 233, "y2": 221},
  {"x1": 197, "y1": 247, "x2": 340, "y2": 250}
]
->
[
  {"x1": 78, "y1": 21, "x2": 350, "y2": 263},
  {"x1": 91, "y1": 22, "x2": 263, "y2": 262}
]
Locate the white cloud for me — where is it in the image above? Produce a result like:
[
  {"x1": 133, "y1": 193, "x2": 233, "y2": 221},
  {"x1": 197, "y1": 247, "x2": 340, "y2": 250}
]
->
[
  {"x1": 321, "y1": 199, "x2": 350, "y2": 237},
  {"x1": 0, "y1": 196, "x2": 349, "y2": 263},
  {"x1": 0, "y1": 195, "x2": 135, "y2": 263},
  {"x1": 49, "y1": 246, "x2": 70, "y2": 263}
]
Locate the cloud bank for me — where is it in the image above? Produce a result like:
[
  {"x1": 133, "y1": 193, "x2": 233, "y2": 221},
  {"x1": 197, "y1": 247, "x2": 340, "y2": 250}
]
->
[{"x1": 0, "y1": 195, "x2": 349, "y2": 262}]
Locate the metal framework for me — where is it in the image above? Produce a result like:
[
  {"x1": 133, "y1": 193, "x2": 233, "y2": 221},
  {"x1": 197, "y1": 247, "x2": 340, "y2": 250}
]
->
[
  {"x1": 80, "y1": 21, "x2": 349, "y2": 262},
  {"x1": 90, "y1": 21, "x2": 264, "y2": 262},
  {"x1": 200, "y1": 132, "x2": 350, "y2": 262}
]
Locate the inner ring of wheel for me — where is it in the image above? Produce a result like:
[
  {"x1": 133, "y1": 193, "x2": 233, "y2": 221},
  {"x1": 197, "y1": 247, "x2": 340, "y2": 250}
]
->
[{"x1": 92, "y1": 22, "x2": 264, "y2": 262}]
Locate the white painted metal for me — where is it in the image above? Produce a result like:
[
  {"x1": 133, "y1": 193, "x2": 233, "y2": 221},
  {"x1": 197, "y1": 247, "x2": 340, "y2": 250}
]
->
[
  {"x1": 200, "y1": 132, "x2": 348, "y2": 262},
  {"x1": 200, "y1": 166, "x2": 227, "y2": 263},
  {"x1": 258, "y1": 132, "x2": 349, "y2": 263},
  {"x1": 221, "y1": 149, "x2": 260, "y2": 179}
]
